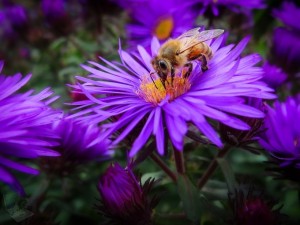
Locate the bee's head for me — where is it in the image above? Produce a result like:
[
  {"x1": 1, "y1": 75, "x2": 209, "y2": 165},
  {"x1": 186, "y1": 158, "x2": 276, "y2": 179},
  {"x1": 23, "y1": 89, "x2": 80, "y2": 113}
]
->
[{"x1": 151, "y1": 57, "x2": 170, "y2": 77}]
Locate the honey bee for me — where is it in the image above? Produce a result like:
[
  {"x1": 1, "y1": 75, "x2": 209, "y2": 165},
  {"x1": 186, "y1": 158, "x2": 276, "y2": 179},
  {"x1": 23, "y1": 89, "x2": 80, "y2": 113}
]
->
[{"x1": 151, "y1": 27, "x2": 224, "y2": 88}]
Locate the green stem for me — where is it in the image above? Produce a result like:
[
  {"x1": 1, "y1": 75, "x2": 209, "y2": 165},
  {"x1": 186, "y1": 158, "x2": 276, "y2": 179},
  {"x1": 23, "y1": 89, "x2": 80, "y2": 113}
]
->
[
  {"x1": 197, "y1": 144, "x2": 231, "y2": 189},
  {"x1": 150, "y1": 153, "x2": 177, "y2": 182},
  {"x1": 173, "y1": 146, "x2": 186, "y2": 175}
]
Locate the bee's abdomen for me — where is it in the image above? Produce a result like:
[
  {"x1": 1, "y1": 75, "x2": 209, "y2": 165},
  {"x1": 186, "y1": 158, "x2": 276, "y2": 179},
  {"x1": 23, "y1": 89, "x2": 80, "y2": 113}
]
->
[
  {"x1": 202, "y1": 43, "x2": 213, "y2": 59},
  {"x1": 187, "y1": 42, "x2": 213, "y2": 61}
]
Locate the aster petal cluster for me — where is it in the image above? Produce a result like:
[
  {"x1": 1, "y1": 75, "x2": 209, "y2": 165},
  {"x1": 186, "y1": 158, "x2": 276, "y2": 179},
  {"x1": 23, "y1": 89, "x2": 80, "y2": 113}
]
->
[
  {"x1": 97, "y1": 163, "x2": 157, "y2": 225},
  {"x1": 198, "y1": 0, "x2": 265, "y2": 16},
  {"x1": 259, "y1": 97, "x2": 300, "y2": 180},
  {"x1": 71, "y1": 33, "x2": 275, "y2": 157},
  {"x1": 40, "y1": 117, "x2": 112, "y2": 176},
  {"x1": 0, "y1": 62, "x2": 62, "y2": 195},
  {"x1": 113, "y1": 0, "x2": 197, "y2": 48},
  {"x1": 272, "y1": 2, "x2": 300, "y2": 73}
]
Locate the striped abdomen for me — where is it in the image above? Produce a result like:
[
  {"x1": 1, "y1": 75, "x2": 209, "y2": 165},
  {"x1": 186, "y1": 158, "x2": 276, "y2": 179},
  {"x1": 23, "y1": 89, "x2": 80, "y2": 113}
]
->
[{"x1": 187, "y1": 42, "x2": 213, "y2": 61}]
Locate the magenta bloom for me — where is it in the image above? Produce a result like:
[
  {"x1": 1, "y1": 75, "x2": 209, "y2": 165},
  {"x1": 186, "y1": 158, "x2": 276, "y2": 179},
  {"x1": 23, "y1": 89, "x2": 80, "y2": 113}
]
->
[
  {"x1": 0, "y1": 62, "x2": 62, "y2": 195},
  {"x1": 259, "y1": 97, "x2": 300, "y2": 174},
  {"x1": 114, "y1": 0, "x2": 197, "y2": 48},
  {"x1": 97, "y1": 163, "x2": 157, "y2": 225},
  {"x1": 70, "y1": 33, "x2": 275, "y2": 157},
  {"x1": 262, "y1": 62, "x2": 287, "y2": 89},
  {"x1": 198, "y1": 0, "x2": 265, "y2": 16}
]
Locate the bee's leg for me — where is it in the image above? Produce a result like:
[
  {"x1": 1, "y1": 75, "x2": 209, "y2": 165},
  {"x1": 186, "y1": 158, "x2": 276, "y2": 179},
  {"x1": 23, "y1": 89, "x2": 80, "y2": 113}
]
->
[
  {"x1": 171, "y1": 67, "x2": 175, "y2": 86},
  {"x1": 183, "y1": 63, "x2": 193, "y2": 78},
  {"x1": 200, "y1": 54, "x2": 208, "y2": 72},
  {"x1": 150, "y1": 72, "x2": 158, "y2": 89},
  {"x1": 159, "y1": 77, "x2": 166, "y2": 89}
]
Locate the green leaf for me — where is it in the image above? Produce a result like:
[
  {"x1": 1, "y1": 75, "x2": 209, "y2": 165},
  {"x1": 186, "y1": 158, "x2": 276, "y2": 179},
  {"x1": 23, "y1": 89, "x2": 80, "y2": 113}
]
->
[
  {"x1": 50, "y1": 37, "x2": 67, "y2": 50},
  {"x1": 216, "y1": 158, "x2": 237, "y2": 194},
  {"x1": 177, "y1": 174, "x2": 201, "y2": 224}
]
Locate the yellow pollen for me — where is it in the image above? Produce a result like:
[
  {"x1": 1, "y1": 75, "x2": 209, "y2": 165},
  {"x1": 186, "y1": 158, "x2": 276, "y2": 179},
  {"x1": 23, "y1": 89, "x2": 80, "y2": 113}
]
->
[
  {"x1": 137, "y1": 73, "x2": 191, "y2": 105},
  {"x1": 154, "y1": 16, "x2": 174, "y2": 40}
]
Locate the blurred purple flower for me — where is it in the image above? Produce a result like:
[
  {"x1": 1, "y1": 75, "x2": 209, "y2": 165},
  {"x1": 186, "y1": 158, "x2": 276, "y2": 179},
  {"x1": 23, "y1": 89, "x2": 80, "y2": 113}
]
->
[
  {"x1": 198, "y1": 0, "x2": 265, "y2": 16},
  {"x1": 272, "y1": 2, "x2": 300, "y2": 73},
  {"x1": 259, "y1": 97, "x2": 300, "y2": 181},
  {"x1": 41, "y1": 0, "x2": 66, "y2": 21},
  {"x1": 0, "y1": 3, "x2": 28, "y2": 38},
  {"x1": 272, "y1": 28, "x2": 300, "y2": 73},
  {"x1": 262, "y1": 62, "x2": 287, "y2": 89},
  {"x1": 273, "y1": 1, "x2": 300, "y2": 31},
  {"x1": 97, "y1": 163, "x2": 157, "y2": 225},
  {"x1": 40, "y1": 117, "x2": 112, "y2": 176},
  {"x1": 114, "y1": 0, "x2": 197, "y2": 48},
  {"x1": 0, "y1": 62, "x2": 62, "y2": 195},
  {"x1": 70, "y1": 33, "x2": 275, "y2": 157}
]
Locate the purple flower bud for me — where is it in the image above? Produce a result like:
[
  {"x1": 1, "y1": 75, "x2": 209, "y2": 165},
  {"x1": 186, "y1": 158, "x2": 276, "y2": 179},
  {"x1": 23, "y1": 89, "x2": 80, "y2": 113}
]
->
[
  {"x1": 229, "y1": 187, "x2": 283, "y2": 225},
  {"x1": 97, "y1": 163, "x2": 158, "y2": 225}
]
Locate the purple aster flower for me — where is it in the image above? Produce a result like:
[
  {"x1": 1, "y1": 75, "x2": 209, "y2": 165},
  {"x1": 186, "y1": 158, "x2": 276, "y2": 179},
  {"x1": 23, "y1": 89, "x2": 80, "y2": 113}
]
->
[
  {"x1": 259, "y1": 97, "x2": 300, "y2": 181},
  {"x1": 70, "y1": 32, "x2": 275, "y2": 157},
  {"x1": 262, "y1": 62, "x2": 287, "y2": 89},
  {"x1": 0, "y1": 62, "x2": 62, "y2": 195},
  {"x1": 97, "y1": 163, "x2": 158, "y2": 225},
  {"x1": 198, "y1": 0, "x2": 265, "y2": 16},
  {"x1": 39, "y1": 117, "x2": 112, "y2": 176},
  {"x1": 272, "y1": 2, "x2": 300, "y2": 73},
  {"x1": 114, "y1": 0, "x2": 197, "y2": 48}
]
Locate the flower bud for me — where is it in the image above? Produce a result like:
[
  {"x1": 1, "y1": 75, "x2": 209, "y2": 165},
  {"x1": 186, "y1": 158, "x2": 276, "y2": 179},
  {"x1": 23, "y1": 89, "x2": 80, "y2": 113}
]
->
[{"x1": 97, "y1": 163, "x2": 158, "y2": 225}]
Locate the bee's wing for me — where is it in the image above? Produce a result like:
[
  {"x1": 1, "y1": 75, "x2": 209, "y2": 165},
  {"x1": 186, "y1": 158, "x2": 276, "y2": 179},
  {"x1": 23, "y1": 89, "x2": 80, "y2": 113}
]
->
[
  {"x1": 176, "y1": 27, "x2": 202, "y2": 39},
  {"x1": 177, "y1": 29, "x2": 224, "y2": 55},
  {"x1": 194, "y1": 29, "x2": 224, "y2": 42}
]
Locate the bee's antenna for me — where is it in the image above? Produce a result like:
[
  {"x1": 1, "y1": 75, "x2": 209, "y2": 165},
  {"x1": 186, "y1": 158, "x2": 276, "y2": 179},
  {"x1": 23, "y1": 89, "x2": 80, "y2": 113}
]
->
[{"x1": 150, "y1": 71, "x2": 158, "y2": 89}]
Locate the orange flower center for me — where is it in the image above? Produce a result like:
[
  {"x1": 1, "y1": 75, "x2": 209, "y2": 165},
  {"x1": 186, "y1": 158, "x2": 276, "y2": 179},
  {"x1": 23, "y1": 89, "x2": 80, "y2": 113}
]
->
[
  {"x1": 137, "y1": 71, "x2": 191, "y2": 105},
  {"x1": 154, "y1": 16, "x2": 174, "y2": 40}
]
